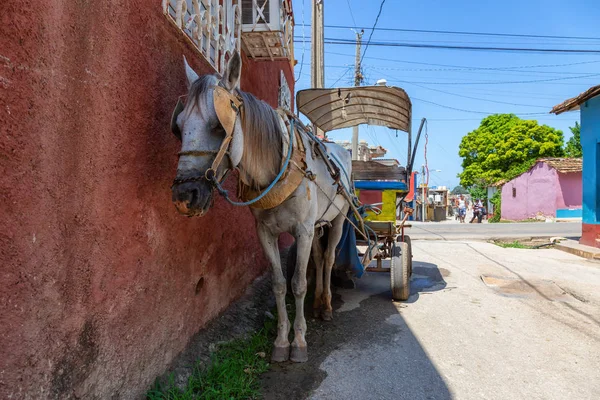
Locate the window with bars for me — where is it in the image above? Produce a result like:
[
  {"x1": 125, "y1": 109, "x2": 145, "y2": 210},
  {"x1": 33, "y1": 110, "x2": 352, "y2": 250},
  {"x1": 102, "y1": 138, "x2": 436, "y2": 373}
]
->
[{"x1": 241, "y1": 0, "x2": 271, "y2": 25}]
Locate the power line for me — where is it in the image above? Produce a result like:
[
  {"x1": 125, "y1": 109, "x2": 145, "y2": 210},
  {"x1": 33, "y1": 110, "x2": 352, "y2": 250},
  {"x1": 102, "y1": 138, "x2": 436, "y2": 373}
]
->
[
  {"x1": 324, "y1": 24, "x2": 600, "y2": 41},
  {"x1": 384, "y1": 72, "x2": 600, "y2": 85},
  {"x1": 400, "y1": 80, "x2": 551, "y2": 109},
  {"x1": 294, "y1": 38, "x2": 600, "y2": 54},
  {"x1": 411, "y1": 97, "x2": 550, "y2": 115},
  {"x1": 324, "y1": 50, "x2": 600, "y2": 70},
  {"x1": 367, "y1": 64, "x2": 596, "y2": 75},
  {"x1": 360, "y1": 0, "x2": 386, "y2": 64},
  {"x1": 330, "y1": 66, "x2": 354, "y2": 87},
  {"x1": 294, "y1": 0, "x2": 307, "y2": 83},
  {"x1": 346, "y1": 0, "x2": 358, "y2": 29}
]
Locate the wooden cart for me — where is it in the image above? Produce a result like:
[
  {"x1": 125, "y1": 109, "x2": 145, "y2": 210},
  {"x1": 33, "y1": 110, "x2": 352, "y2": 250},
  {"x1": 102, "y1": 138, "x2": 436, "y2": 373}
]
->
[{"x1": 295, "y1": 86, "x2": 426, "y2": 301}]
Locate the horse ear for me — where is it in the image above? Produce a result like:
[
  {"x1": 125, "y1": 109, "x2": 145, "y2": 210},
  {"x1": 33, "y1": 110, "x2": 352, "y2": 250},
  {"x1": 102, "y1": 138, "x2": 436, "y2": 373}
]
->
[
  {"x1": 183, "y1": 56, "x2": 199, "y2": 88},
  {"x1": 222, "y1": 51, "x2": 241, "y2": 91}
]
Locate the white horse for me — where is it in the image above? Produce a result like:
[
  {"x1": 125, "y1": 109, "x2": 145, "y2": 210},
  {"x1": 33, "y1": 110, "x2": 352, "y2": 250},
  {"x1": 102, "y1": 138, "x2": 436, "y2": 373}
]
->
[{"x1": 170, "y1": 52, "x2": 351, "y2": 362}]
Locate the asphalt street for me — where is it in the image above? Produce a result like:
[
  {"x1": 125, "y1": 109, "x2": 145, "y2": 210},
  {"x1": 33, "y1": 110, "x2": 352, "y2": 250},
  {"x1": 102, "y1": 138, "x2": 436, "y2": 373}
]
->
[
  {"x1": 262, "y1": 239, "x2": 600, "y2": 400},
  {"x1": 309, "y1": 241, "x2": 600, "y2": 400},
  {"x1": 408, "y1": 221, "x2": 581, "y2": 241}
]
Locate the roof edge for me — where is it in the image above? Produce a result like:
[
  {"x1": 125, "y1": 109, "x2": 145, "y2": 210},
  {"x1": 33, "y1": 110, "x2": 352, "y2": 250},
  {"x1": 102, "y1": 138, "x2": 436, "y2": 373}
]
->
[{"x1": 551, "y1": 84, "x2": 600, "y2": 115}]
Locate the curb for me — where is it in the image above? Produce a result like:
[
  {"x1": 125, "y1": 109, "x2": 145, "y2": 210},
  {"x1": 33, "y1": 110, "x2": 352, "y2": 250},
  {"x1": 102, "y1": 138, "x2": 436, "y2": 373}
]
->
[{"x1": 554, "y1": 242, "x2": 600, "y2": 260}]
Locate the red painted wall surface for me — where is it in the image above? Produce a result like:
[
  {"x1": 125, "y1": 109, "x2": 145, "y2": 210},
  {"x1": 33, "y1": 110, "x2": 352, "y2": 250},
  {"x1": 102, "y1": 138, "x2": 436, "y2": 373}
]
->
[
  {"x1": 0, "y1": 1, "x2": 294, "y2": 398},
  {"x1": 581, "y1": 223, "x2": 600, "y2": 247}
]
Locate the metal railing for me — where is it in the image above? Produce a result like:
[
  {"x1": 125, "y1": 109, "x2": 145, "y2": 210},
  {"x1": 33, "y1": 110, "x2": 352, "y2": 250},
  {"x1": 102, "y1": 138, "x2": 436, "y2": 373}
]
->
[{"x1": 163, "y1": 0, "x2": 242, "y2": 75}]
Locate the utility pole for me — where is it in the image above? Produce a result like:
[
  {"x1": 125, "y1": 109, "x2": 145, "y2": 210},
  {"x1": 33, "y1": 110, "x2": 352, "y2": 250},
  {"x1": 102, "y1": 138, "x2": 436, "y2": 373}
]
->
[
  {"x1": 351, "y1": 29, "x2": 364, "y2": 160},
  {"x1": 311, "y1": 0, "x2": 325, "y2": 137}
]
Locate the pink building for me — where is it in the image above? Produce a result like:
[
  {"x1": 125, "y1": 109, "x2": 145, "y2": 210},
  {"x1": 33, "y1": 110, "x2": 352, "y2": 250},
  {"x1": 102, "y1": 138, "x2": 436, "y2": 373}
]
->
[{"x1": 501, "y1": 158, "x2": 582, "y2": 221}]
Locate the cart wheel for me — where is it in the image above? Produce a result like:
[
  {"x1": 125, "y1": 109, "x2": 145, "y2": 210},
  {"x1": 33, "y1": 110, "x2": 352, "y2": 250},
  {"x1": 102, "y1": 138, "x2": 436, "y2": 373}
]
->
[
  {"x1": 390, "y1": 241, "x2": 410, "y2": 301},
  {"x1": 399, "y1": 235, "x2": 413, "y2": 277}
]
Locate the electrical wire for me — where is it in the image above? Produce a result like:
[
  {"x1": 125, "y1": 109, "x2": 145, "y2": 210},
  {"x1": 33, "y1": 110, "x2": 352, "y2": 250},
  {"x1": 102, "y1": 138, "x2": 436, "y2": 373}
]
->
[
  {"x1": 329, "y1": 66, "x2": 354, "y2": 87},
  {"x1": 294, "y1": 0, "x2": 306, "y2": 83},
  {"x1": 360, "y1": 0, "x2": 386, "y2": 64},
  {"x1": 294, "y1": 38, "x2": 600, "y2": 54},
  {"x1": 324, "y1": 24, "x2": 600, "y2": 41},
  {"x1": 391, "y1": 80, "x2": 552, "y2": 109},
  {"x1": 346, "y1": 0, "x2": 358, "y2": 29},
  {"x1": 385, "y1": 72, "x2": 600, "y2": 86},
  {"x1": 323, "y1": 50, "x2": 600, "y2": 70},
  {"x1": 411, "y1": 97, "x2": 551, "y2": 116}
]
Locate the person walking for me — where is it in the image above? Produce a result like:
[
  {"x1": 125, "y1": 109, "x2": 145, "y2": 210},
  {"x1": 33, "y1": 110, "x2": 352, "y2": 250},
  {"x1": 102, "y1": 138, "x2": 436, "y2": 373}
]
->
[
  {"x1": 458, "y1": 195, "x2": 467, "y2": 223},
  {"x1": 470, "y1": 198, "x2": 484, "y2": 223}
]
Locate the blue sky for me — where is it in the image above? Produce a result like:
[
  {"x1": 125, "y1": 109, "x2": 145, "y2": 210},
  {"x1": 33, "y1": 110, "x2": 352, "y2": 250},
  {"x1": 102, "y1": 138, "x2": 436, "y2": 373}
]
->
[{"x1": 291, "y1": 0, "x2": 600, "y2": 188}]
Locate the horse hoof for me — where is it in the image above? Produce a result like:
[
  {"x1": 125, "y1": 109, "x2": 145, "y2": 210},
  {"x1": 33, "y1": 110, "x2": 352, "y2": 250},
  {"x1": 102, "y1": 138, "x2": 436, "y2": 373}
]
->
[
  {"x1": 321, "y1": 310, "x2": 333, "y2": 321},
  {"x1": 271, "y1": 346, "x2": 290, "y2": 362},
  {"x1": 290, "y1": 346, "x2": 308, "y2": 363},
  {"x1": 313, "y1": 308, "x2": 321, "y2": 318}
]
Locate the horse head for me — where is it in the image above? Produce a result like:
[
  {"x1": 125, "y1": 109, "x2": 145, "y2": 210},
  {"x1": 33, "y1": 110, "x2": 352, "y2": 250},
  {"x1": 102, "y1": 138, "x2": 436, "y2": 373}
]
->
[{"x1": 170, "y1": 52, "x2": 244, "y2": 216}]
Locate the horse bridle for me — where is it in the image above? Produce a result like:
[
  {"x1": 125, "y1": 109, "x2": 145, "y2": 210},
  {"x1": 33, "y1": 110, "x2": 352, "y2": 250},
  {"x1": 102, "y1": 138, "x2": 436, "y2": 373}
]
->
[{"x1": 171, "y1": 84, "x2": 243, "y2": 187}]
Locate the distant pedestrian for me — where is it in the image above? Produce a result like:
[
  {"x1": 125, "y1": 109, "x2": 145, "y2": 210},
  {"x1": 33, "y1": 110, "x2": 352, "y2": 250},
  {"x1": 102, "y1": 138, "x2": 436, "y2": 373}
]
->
[
  {"x1": 458, "y1": 195, "x2": 467, "y2": 223},
  {"x1": 470, "y1": 198, "x2": 484, "y2": 223}
]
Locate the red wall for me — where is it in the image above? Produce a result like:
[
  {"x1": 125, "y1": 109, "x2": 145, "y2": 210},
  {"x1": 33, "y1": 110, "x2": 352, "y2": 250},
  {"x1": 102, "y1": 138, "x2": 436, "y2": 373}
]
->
[{"x1": 0, "y1": 1, "x2": 293, "y2": 398}]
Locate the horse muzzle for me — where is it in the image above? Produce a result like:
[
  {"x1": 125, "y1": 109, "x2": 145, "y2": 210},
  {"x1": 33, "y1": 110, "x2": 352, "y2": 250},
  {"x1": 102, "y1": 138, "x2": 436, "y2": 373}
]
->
[{"x1": 171, "y1": 179, "x2": 214, "y2": 217}]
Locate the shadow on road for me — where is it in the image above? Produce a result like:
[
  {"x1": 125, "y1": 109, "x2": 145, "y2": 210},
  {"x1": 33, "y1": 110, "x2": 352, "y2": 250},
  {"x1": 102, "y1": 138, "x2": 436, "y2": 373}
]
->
[
  {"x1": 406, "y1": 260, "x2": 449, "y2": 304},
  {"x1": 261, "y1": 260, "x2": 452, "y2": 400}
]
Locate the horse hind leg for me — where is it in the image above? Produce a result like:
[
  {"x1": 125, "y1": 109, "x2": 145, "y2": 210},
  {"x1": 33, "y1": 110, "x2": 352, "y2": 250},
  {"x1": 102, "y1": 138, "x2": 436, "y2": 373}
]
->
[
  {"x1": 321, "y1": 211, "x2": 347, "y2": 321},
  {"x1": 257, "y1": 225, "x2": 290, "y2": 362},
  {"x1": 290, "y1": 228, "x2": 314, "y2": 363}
]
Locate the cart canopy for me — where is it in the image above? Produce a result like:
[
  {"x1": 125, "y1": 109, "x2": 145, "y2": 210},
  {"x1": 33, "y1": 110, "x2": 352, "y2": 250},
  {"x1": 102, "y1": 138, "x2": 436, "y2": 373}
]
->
[{"x1": 296, "y1": 86, "x2": 412, "y2": 133}]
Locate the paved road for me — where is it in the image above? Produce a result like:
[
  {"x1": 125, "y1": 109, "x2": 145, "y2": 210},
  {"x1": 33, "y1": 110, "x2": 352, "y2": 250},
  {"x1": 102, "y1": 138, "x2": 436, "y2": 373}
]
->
[
  {"x1": 408, "y1": 221, "x2": 581, "y2": 240},
  {"x1": 262, "y1": 240, "x2": 600, "y2": 400}
]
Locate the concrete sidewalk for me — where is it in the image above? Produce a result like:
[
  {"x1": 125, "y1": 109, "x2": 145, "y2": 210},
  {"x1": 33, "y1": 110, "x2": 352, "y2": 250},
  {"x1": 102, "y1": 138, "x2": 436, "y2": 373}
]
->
[{"x1": 555, "y1": 239, "x2": 600, "y2": 260}]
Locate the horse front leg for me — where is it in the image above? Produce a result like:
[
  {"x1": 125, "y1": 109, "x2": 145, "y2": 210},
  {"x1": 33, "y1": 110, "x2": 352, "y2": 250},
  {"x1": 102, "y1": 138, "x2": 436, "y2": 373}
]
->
[
  {"x1": 290, "y1": 227, "x2": 314, "y2": 363},
  {"x1": 322, "y1": 211, "x2": 346, "y2": 321},
  {"x1": 257, "y1": 224, "x2": 290, "y2": 362},
  {"x1": 311, "y1": 235, "x2": 324, "y2": 318}
]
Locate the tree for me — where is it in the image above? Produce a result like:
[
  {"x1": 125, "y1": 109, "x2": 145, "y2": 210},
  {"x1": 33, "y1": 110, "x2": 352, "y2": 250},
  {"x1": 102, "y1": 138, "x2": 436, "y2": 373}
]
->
[
  {"x1": 451, "y1": 185, "x2": 469, "y2": 195},
  {"x1": 458, "y1": 114, "x2": 564, "y2": 187},
  {"x1": 468, "y1": 184, "x2": 487, "y2": 201},
  {"x1": 564, "y1": 122, "x2": 582, "y2": 158}
]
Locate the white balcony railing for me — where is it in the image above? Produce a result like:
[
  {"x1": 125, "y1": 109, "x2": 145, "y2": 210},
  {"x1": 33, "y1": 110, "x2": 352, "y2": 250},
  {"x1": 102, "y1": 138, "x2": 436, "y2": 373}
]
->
[
  {"x1": 240, "y1": 0, "x2": 294, "y2": 62},
  {"x1": 163, "y1": 0, "x2": 242, "y2": 75}
]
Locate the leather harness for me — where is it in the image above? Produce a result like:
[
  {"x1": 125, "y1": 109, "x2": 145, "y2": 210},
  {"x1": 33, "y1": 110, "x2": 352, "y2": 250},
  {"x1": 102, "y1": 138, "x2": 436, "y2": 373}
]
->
[{"x1": 171, "y1": 85, "x2": 308, "y2": 209}]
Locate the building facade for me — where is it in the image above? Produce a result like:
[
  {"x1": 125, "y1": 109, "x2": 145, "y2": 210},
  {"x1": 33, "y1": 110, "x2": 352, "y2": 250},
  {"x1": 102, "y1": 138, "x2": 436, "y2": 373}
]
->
[
  {"x1": 552, "y1": 86, "x2": 600, "y2": 247},
  {"x1": 501, "y1": 159, "x2": 582, "y2": 221}
]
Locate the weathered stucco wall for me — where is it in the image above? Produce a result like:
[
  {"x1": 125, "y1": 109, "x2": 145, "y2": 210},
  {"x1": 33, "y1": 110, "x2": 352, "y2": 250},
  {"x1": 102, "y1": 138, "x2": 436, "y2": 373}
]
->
[
  {"x1": 0, "y1": 1, "x2": 293, "y2": 398},
  {"x1": 556, "y1": 172, "x2": 582, "y2": 209},
  {"x1": 501, "y1": 162, "x2": 558, "y2": 220}
]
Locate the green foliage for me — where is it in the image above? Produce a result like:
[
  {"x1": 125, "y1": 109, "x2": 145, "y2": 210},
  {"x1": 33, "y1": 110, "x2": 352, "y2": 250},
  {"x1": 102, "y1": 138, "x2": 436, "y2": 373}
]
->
[
  {"x1": 451, "y1": 185, "x2": 469, "y2": 195},
  {"x1": 489, "y1": 190, "x2": 501, "y2": 223},
  {"x1": 564, "y1": 122, "x2": 582, "y2": 158},
  {"x1": 468, "y1": 184, "x2": 487, "y2": 201},
  {"x1": 147, "y1": 317, "x2": 276, "y2": 400},
  {"x1": 458, "y1": 114, "x2": 564, "y2": 187},
  {"x1": 495, "y1": 240, "x2": 533, "y2": 249}
]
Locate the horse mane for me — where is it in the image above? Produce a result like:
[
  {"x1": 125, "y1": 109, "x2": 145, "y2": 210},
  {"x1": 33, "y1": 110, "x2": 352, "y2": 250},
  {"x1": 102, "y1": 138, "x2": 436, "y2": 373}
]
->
[
  {"x1": 184, "y1": 74, "x2": 283, "y2": 190},
  {"x1": 237, "y1": 91, "x2": 283, "y2": 189}
]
